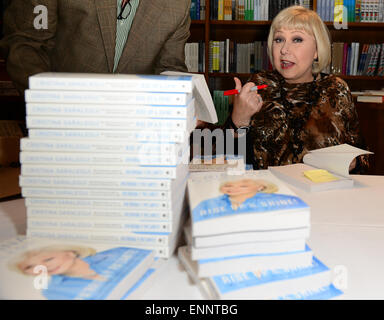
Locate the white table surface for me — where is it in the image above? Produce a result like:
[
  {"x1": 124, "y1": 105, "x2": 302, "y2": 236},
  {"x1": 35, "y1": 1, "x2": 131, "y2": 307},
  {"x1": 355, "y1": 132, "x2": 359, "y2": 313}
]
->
[{"x1": 1, "y1": 174, "x2": 384, "y2": 300}]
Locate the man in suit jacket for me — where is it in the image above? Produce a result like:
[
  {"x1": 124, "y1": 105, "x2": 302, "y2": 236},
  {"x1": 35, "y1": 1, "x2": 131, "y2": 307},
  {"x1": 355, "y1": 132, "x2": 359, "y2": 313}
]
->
[{"x1": 2, "y1": 0, "x2": 190, "y2": 93}]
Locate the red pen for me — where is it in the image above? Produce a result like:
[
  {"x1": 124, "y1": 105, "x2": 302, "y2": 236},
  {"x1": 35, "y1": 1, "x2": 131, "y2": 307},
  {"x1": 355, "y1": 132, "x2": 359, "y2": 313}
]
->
[{"x1": 223, "y1": 84, "x2": 268, "y2": 96}]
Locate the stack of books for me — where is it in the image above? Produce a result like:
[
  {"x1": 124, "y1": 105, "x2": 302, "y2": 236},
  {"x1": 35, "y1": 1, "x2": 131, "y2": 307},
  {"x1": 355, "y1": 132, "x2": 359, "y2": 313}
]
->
[
  {"x1": 353, "y1": 89, "x2": 384, "y2": 103},
  {"x1": 0, "y1": 236, "x2": 165, "y2": 300},
  {"x1": 178, "y1": 170, "x2": 343, "y2": 299},
  {"x1": 19, "y1": 72, "x2": 198, "y2": 259}
]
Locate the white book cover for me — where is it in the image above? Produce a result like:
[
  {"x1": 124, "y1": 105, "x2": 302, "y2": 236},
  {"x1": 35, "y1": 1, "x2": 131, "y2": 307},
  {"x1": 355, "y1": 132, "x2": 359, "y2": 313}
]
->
[
  {"x1": 178, "y1": 245, "x2": 313, "y2": 278},
  {"x1": 301, "y1": 144, "x2": 373, "y2": 178},
  {"x1": 161, "y1": 71, "x2": 218, "y2": 124},
  {"x1": 357, "y1": 95, "x2": 384, "y2": 103},
  {"x1": 188, "y1": 170, "x2": 310, "y2": 237},
  {"x1": 184, "y1": 222, "x2": 310, "y2": 248},
  {"x1": 26, "y1": 99, "x2": 195, "y2": 119},
  {"x1": 26, "y1": 206, "x2": 177, "y2": 221},
  {"x1": 21, "y1": 163, "x2": 189, "y2": 180},
  {"x1": 269, "y1": 144, "x2": 372, "y2": 192},
  {"x1": 28, "y1": 73, "x2": 194, "y2": 92},
  {"x1": 189, "y1": 154, "x2": 246, "y2": 173},
  {"x1": 362, "y1": 89, "x2": 384, "y2": 95},
  {"x1": 21, "y1": 186, "x2": 175, "y2": 201},
  {"x1": 178, "y1": 246, "x2": 341, "y2": 300},
  {"x1": 20, "y1": 137, "x2": 188, "y2": 155},
  {"x1": 27, "y1": 211, "x2": 187, "y2": 259},
  {"x1": 26, "y1": 115, "x2": 196, "y2": 131},
  {"x1": 121, "y1": 258, "x2": 167, "y2": 299},
  {"x1": 24, "y1": 194, "x2": 186, "y2": 212},
  {"x1": 28, "y1": 128, "x2": 189, "y2": 143},
  {"x1": 0, "y1": 236, "x2": 155, "y2": 300},
  {"x1": 26, "y1": 194, "x2": 189, "y2": 222},
  {"x1": 352, "y1": 42, "x2": 360, "y2": 76},
  {"x1": 269, "y1": 164, "x2": 354, "y2": 193},
  {"x1": 20, "y1": 148, "x2": 190, "y2": 166},
  {"x1": 19, "y1": 174, "x2": 188, "y2": 191},
  {"x1": 27, "y1": 216, "x2": 174, "y2": 233},
  {"x1": 25, "y1": 90, "x2": 193, "y2": 106},
  {"x1": 189, "y1": 238, "x2": 307, "y2": 260},
  {"x1": 27, "y1": 228, "x2": 176, "y2": 247}
]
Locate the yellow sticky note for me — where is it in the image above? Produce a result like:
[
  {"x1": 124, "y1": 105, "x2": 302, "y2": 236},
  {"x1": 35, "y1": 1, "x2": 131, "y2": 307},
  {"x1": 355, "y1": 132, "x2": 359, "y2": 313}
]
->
[{"x1": 303, "y1": 169, "x2": 340, "y2": 183}]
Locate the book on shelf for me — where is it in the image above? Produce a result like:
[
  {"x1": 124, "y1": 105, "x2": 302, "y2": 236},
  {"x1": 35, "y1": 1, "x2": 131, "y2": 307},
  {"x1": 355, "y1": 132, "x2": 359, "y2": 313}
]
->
[
  {"x1": 0, "y1": 236, "x2": 155, "y2": 300},
  {"x1": 377, "y1": 43, "x2": 384, "y2": 76},
  {"x1": 184, "y1": 221, "x2": 310, "y2": 248},
  {"x1": 178, "y1": 245, "x2": 342, "y2": 300},
  {"x1": 328, "y1": 42, "x2": 384, "y2": 76},
  {"x1": 187, "y1": 170, "x2": 310, "y2": 237},
  {"x1": 208, "y1": 39, "x2": 269, "y2": 74},
  {"x1": 178, "y1": 244, "x2": 313, "y2": 278},
  {"x1": 269, "y1": 144, "x2": 373, "y2": 192},
  {"x1": 355, "y1": 89, "x2": 384, "y2": 95},
  {"x1": 357, "y1": 95, "x2": 384, "y2": 103},
  {"x1": 185, "y1": 42, "x2": 200, "y2": 73}
]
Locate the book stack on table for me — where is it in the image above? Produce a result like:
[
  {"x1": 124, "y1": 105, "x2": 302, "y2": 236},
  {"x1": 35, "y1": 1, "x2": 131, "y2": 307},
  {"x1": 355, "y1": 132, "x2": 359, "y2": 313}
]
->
[
  {"x1": 19, "y1": 72, "x2": 197, "y2": 258},
  {"x1": 178, "y1": 170, "x2": 343, "y2": 299}
]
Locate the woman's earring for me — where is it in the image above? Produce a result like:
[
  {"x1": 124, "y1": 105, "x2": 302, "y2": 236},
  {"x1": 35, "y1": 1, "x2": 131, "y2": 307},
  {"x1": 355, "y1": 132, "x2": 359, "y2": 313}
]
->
[{"x1": 312, "y1": 57, "x2": 319, "y2": 70}]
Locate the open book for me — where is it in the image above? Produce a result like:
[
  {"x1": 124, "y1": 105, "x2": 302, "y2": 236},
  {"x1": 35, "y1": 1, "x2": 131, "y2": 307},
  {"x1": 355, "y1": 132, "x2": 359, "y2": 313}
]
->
[
  {"x1": 161, "y1": 71, "x2": 218, "y2": 124},
  {"x1": 269, "y1": 144, "x2": 373, "y2": 192}
]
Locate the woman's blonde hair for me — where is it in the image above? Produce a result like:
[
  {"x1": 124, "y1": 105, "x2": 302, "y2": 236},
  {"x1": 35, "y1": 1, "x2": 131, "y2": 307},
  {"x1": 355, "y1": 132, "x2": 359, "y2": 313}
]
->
[
  {"x1": 219, "y1": 179, "x2": 279, "y2": 194},
  {"x1": 8, "y1": 245, "x2": 97, "y2": 275},
  {"x1": 267, "y1": 6, "x2": 331, "y2": 74}
]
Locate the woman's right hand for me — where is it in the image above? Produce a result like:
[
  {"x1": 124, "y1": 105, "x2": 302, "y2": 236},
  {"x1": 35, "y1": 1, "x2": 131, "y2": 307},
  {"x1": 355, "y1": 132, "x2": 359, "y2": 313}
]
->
[{"x1": 231, "y1": 77, "x2": 264, "y2": 127}]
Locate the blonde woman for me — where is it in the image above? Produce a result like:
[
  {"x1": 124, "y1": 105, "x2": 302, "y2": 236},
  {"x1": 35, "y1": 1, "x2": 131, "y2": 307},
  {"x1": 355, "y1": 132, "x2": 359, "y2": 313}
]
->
[{"x1": 222, "y1": 6, "x2": 368, "y2": 173}]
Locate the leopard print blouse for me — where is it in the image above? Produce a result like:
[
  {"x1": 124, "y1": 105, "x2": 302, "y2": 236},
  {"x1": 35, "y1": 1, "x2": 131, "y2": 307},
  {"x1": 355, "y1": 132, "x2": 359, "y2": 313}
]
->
[
  {"x1": 194, "y1": 70, "x2": 369, "y2": 172},
  {"x1": 242, "y1": 70, "x2": 369, "y2": 172}
]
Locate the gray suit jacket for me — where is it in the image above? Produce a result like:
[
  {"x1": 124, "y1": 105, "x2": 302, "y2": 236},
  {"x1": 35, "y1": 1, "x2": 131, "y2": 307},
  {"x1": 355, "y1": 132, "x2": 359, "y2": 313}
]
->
[{"x1": 2, "y1": 0, "x2": 190, "y2": 92}]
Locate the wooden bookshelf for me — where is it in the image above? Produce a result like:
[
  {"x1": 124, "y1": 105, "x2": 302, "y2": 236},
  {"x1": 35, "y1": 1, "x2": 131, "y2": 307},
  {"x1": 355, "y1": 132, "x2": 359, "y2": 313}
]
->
[
  {"x1": 189, "y1": 0, "x2": 384, "y2": 91},
  {"x1": 355, "y1": 100, "x2": 384, "y2": 175}
]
